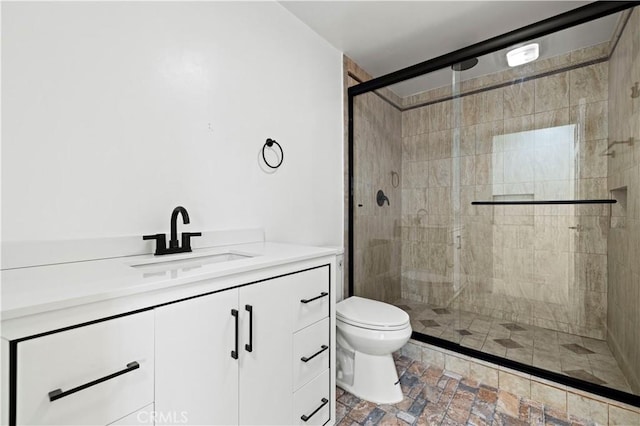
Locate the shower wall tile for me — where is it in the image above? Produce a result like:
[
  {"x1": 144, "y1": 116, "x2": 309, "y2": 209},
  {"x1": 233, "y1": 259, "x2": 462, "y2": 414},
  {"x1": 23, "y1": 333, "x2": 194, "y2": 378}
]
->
[
  {"x1": 534, "y1": 108, "x2": 569, "y2": 129},
  {"x1": 402, "y1": 86, "x2": 450, "y2": 110},
  {"x1": 402, "y1": 135, "x2": 425, "y2": 162},
  {"x1": 428, "y1": 130, "x2": 453, "y2": 160},
  {"x1": 534, "y1": 52, "x2": 572, "y2": 75},
  {"x1": 459, "y1": 156, "x2": 475, "y2": 186},
  {"x1": 461, "y1": 94, "x2": 480, "y2": 126},
  {"x1": 460, "y1": 186, "x2": 476, "y2": 216},
  {"x1": 535, "y1": 73, "x2": 570, "y2": 113},
  {"x1": 426, "y1": 187, "x2": 452, "y2": 216},
  {"x1": 474, "y1": 154, "x2": 491, "y2": 185},
  {"x1": 402, "y1": 188, "x2": 428, "y2": 214},
  {"x1": 428, "y1": 158, "x2": 452, "y2": 187},
  {"x1": 571, "y1": 100, "x2": 609, "y2": 141},
  {"x1": 402, "y1": 106, "x2": 429, "y2": 137},
  {"x1": 480, "y1": 88, "x2": 504, "y2": 123},
  {"x1": 503, "y1": 115, "x2": 534, "y2": 134},
  {"x1": 579, "y1": 139, "x2": 608, "y2": 179},
  {"x1": 534, "y1": 249, "x2": 569, "y2": 285},
  {"x1": 569, "y1": 62, "x2": 609, "y2": 106},
  {"x1": 475, "y1": 120, "x2": 504, "y2": 154},
  {"x1": 459, "y1": 125, "x2": 477, "y2": 156},
  {"x1": 571, "y1": 42, "x2": 610, "y2": 63},
  {"x1": 402, "y1": 161, "x2": 429, "y2": 189},
  {"x1": 534, "y1": 217, "x2": 569, "y2": 252},
  {"x1": 428, "y1": 101, "x2": 452, "y2": 131},
  {"x1": 576, "y1": 215, "x2": 609, "y2": 255},
  {"x1": 579, "y1": 177, "x2": 608, "y2": 199},
  {"x1": 503, "y1": 80, "x2": 535, "y2": 118}
]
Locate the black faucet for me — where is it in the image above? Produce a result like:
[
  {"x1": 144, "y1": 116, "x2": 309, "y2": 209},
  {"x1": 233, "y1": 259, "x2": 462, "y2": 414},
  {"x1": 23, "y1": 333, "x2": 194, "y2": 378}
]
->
[{"x1": 143, "y1": 206, "x2": 202, "y2": 255}]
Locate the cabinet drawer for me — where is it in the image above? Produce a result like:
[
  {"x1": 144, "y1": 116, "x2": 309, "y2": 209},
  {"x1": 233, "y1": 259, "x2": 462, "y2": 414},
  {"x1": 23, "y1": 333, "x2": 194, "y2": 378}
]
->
[
  {"x1": 291, "y1": 266, "x2": 330, "y2": 331},
  {"x1": 293, "y1": 369, "x2": 330, "y2": 426},
  {"x1": 17, "y1": 311, "x2": 154, "y2": 425},
  {"x1": 293, "y1": 318, "x2": 329, "y2": 392}
]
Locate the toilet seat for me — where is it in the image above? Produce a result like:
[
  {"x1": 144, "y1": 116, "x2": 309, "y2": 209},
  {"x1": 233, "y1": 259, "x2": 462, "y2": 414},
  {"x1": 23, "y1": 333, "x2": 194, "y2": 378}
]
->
[{"x1": 336, "y1": 296, "x2": 410, "y2": 331}]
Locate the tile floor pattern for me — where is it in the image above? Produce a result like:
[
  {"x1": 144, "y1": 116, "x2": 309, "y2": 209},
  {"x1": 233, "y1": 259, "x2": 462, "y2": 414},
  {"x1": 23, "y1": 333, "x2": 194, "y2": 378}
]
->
[
  {"x1": 393, "y1": 299, "x2": 632, "y2": 394},
  {"x1": 336, "y1": 353, "x2": 596, "y2": 426}
]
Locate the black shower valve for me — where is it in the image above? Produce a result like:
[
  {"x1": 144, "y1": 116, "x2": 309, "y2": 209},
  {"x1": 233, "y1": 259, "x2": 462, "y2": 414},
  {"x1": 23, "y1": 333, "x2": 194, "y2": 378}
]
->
[{"x1": 377, "y1": 190, "x2": 390, "y2": 206}]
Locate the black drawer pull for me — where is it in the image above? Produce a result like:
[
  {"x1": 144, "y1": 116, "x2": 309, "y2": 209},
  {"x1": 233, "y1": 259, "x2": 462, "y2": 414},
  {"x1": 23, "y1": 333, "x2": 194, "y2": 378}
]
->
[
  {"x1": 301, "y1": 345, "x2": 329, "y2": 362},
  {"x1": 300, "y1": 292, "x2": 328, "y2": 304},
  {"x1": 231, "y1": 309, "x2": 239, "y2": 359},
  {"x1": 301, "y1": 397, "x2": 329, "y2": 422},
  {"x1": 48, "y1": 361, "x2": 140, "y2": 402},
  {"x1": 245, "y1": 305, "x2": 253, "y2": 352}
]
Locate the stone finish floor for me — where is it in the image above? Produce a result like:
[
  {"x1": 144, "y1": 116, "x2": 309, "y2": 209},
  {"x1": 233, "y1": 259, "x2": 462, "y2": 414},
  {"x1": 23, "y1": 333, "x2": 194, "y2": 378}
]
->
[
  {"x1": 336, "y1": 353, "x2": 595, "y2": 425},
  {"x1": 393, "y1": 299, "x2": 631, "y2": 394}
]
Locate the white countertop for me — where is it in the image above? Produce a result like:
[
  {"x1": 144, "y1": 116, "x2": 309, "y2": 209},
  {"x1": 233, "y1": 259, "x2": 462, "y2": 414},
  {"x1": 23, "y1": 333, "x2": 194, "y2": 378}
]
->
[{"x1": 1, "y1": 242, "x2": 338, "y2": 321}]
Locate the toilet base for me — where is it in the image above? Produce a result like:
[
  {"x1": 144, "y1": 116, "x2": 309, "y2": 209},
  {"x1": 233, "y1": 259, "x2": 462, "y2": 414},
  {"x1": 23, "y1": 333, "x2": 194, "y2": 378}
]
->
[{"x1": 336, "y1": 351, "x2": 403, "y2": 404}]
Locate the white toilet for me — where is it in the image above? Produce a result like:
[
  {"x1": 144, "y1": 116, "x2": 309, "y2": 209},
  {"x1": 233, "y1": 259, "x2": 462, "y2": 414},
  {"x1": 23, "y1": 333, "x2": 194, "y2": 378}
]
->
[{"x1": 334, "y1": 257, "x2": 412, "y2": 404}]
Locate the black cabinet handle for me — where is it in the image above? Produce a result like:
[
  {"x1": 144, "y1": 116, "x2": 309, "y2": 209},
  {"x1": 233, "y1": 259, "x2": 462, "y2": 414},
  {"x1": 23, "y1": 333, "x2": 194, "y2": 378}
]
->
[
  {"x1": 301, "y1": 398, "x2": 329, "y2": 422},
  {"x1": 245, "y1": 305, "x2": 253, "y2": 352},
  {"x1": 231, "y1": 309, "x2": 239, "y2": 359},
  {"x1": 301, "y1": 345, "x2": 329, "y2": 362},
  {"x1": 48, "y1": 361, "x2": 140, "y2": 402},
  {"x1": 300, "y1": 292, "x2": 328, "y2": 304}
]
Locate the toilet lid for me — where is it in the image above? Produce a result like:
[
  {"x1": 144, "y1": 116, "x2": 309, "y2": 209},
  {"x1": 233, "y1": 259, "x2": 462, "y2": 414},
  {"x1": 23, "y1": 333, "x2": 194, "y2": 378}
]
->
[{"x1": 336, "y1": 296, "x2": 410, "y2": 329}]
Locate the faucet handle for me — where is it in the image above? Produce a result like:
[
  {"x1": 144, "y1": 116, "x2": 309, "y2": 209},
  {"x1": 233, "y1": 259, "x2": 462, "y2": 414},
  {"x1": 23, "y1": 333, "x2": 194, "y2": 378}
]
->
[
  {"x1": 143, "y1": 233, "x2": 167, "y2": 255},
  {"x1": 181, "y1": 232, "x2": 202, "y2": 252}
]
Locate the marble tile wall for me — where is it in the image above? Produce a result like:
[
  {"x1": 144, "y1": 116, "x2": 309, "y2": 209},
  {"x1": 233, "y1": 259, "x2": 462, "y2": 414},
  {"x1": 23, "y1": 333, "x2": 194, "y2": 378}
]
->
[
  {"x1": 606, "y1": 7, "x2": 640, "y2": 394},
  {"x1": 400, "y1": 44, "x2": 611, "y2": 340},
  {"x1": 348, "y1": 56, "x2": 403, "y2": 303}
]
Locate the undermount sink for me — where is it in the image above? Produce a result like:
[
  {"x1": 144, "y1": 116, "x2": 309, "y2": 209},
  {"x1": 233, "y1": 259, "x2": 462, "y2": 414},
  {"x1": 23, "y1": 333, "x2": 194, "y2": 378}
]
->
[{"x1": 130, "y1": 252, "x2": 255, "y2": 272}]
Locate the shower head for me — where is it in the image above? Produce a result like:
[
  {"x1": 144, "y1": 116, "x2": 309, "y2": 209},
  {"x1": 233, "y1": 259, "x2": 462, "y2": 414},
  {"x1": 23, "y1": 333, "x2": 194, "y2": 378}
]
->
[{"x1": 451, "y1": 58, "x2": 478, "y2": 71}]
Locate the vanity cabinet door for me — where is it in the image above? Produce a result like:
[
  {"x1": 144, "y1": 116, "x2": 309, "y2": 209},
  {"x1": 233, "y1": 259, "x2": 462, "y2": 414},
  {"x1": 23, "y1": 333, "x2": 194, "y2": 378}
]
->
[
  {"x1": 155, "y1": 289, "x2": 239, "y2": 426},
  {"x1": 238, "y1": 276, "x2": 293, "y2": 425}
]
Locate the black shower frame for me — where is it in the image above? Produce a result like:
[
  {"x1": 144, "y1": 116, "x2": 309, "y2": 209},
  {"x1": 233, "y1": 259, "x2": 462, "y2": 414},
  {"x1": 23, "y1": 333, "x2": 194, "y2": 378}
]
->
[{"x1": 347, "y1": 1, "x2": 640, "y2": 408}]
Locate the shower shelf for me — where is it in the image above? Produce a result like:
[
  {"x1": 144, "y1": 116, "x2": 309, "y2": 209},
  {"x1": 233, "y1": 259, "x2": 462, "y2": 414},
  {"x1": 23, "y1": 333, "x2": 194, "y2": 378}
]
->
[{"x1": 471, "y1": 199, "x2": 617, "y2": 205}]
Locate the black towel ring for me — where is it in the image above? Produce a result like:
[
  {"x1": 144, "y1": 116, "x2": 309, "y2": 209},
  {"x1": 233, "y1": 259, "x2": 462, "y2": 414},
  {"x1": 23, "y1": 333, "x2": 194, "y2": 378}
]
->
[{"x1": 262, "y1": 138, "x2": 284, "y2": 169}]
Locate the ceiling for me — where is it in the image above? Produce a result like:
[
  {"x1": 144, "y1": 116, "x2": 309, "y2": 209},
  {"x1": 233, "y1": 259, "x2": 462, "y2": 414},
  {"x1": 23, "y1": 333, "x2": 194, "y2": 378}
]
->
[{"x1": 279, "y1": 1, "x2": 621, "y2": 97}]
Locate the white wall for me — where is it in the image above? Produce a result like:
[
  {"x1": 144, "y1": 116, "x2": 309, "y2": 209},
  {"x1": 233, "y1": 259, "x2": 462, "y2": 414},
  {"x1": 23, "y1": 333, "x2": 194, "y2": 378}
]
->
[{"x1": 1, "y1": 2, "x2": 343, "y2": 247}]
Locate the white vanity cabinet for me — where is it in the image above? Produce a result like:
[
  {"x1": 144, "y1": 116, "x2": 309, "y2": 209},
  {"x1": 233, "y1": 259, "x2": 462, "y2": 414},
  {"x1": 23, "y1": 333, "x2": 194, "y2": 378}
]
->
[
  {"x1": 2, "y1": 250, "x2": 335, "y2": 426},
  {"x1": 154, "y1": 265, "x2": 332, "y2": 426}
]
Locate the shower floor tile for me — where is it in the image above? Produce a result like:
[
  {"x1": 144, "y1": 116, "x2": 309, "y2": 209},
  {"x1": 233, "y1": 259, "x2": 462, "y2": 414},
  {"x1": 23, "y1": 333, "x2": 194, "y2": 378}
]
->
[
  {"x1": 335, "y1": 353, "x2": 596, "y2": 426},
  {"x1": 493, "y1": 338, "x2": 524, "y2": 349},
  {"x1": 561, "y1": 343, "x2": 596, "y2": 355},
  {"x1": 394, "y1": 299, "x2": 633, "y2": 394},
  {"x1": 500, "y1": 322, "x2": 527, "y2": 331}
]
